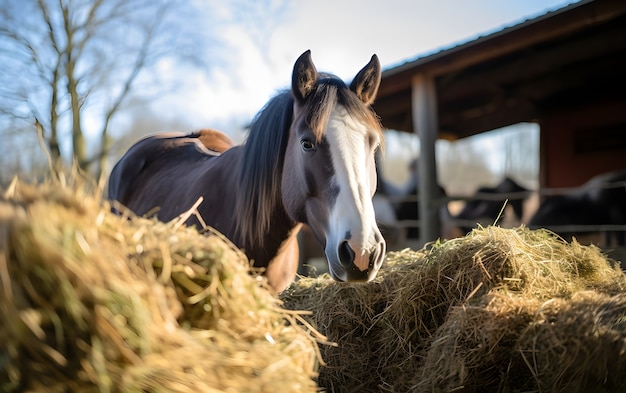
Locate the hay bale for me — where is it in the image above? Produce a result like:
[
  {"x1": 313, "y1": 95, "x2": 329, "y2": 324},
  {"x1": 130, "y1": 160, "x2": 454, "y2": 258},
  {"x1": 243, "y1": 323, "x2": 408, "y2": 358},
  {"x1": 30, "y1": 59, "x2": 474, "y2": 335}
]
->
[
  {"x1": 419, "y1": 290, "x2": 626, "y2": 392},
  {"x1": 0, "y1": 178, "x2": 320, "y2": 392},
  {"x1": 517, "y1": 291, "x2": 626, "y2": 392},
  {"x1": 416, "y1": 293, "x2": 540, "y2": 392},
  {"x1": 281, "y1": 226, "x2": 626, "y2": 392}
]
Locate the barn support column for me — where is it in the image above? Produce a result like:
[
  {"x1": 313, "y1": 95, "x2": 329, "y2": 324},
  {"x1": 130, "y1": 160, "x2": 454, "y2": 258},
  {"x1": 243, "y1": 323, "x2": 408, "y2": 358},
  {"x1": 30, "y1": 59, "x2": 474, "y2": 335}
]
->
[{"x1": 411, "y1": 73, "x2": 441, "y2": 245}]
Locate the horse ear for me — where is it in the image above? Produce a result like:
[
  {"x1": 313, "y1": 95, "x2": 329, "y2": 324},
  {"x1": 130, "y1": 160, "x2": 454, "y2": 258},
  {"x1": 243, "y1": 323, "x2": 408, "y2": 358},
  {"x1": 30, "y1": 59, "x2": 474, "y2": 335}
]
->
[
  {"x1": 350, "y1": 54, "x2": 381, "y2": 106},
  {"x1": 292, "y1": 50, "x2": 318, "y2": 102}
]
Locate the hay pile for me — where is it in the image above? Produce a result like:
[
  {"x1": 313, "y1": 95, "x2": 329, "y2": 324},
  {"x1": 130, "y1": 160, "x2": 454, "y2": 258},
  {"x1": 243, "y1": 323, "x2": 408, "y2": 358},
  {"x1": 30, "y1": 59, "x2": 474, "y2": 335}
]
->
[
  {"x1": 0, "y1": 178, "x2": 320, "y2": 392},
  {"x1": 282, "y1": 226, "x2": 626, "y2": 392},
  {"x1": 5, "y1": 176, "x2": 625, "y2": 393}
]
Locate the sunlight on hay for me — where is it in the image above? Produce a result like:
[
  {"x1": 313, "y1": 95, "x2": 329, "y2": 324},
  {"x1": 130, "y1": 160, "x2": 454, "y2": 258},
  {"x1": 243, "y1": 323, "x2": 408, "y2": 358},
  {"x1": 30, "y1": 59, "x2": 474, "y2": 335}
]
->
[
  {"x1": 4, "y1": 173, "x2": 625, "y2": 393},
  {"x1": 0, "y1": 176, "x2": 320, "y2": 392},
  {"x1": 282, "y1": 226, "x2": 626, "y2": 393}
]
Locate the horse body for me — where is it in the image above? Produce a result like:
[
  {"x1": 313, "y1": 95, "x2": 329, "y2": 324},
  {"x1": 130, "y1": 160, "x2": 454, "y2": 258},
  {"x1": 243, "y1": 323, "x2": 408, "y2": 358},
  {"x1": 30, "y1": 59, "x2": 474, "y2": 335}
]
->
[
  {"x1": 108, "y1": 51, "x2": 386, "y2": 292},
  {"x1": 111, "y1": 135, "x2": 231, "y2": 218}
]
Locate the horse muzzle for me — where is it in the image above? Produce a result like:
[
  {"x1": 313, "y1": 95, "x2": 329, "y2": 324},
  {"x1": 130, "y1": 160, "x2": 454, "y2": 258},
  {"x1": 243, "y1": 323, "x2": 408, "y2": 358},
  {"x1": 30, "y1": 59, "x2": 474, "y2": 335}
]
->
[{"x1": 327, "y1": 236, "x2": 386, "y2": 282}]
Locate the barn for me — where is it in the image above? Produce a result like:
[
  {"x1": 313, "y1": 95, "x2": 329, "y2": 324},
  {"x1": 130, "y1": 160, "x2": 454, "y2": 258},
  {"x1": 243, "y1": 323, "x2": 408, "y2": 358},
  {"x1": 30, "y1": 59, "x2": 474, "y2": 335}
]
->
[{"x1": 373, "y1": 0, "x2": 626, "y2": 244}]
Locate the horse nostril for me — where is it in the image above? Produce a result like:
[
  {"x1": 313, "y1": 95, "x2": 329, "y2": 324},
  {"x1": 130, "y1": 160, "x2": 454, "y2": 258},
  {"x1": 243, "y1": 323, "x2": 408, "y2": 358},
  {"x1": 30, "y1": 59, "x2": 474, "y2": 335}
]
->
[
  {"x1": 369, "y1": 248, "x2": 379, "y2": 268},
  {"x1": 370, "y1": 241, "x2": 385, "y2": 270},
  {"x1": 338, "y1": 241, "x2": 355, "y2": 267}
]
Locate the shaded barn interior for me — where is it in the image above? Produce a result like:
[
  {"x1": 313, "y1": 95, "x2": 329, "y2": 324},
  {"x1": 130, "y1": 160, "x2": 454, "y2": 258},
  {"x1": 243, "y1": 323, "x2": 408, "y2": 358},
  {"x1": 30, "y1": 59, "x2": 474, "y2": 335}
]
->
[{"x1": 373, "y1": 0, "x2": 626, "y2": 245}]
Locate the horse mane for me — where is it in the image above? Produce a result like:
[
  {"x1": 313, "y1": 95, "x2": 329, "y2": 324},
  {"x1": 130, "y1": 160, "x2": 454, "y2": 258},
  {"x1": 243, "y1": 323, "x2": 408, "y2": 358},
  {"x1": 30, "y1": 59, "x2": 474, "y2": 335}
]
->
[
  {"x1": 235, "y1": 74, "x2": 383, "y2": 248},
  {"x1": 235, "y1": 91, "x2": 293, "y2": 248}
]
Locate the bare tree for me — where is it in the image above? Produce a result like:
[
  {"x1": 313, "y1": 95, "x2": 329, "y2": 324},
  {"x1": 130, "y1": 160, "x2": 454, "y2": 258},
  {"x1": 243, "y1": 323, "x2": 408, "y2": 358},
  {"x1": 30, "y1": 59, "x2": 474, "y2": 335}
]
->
[{"x1": 0, "y1": 0, "x2": 216, "y2": 179}]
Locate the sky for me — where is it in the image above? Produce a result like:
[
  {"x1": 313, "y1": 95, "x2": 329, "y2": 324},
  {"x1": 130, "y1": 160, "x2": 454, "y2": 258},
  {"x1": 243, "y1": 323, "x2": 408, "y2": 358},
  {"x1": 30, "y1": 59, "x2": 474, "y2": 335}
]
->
[
  {"x1": 0, "y1": 0, "x2": 582, "y2": 185},
  {"x1": 154, "y1": 0, "x2": 579, "y2": 142}
]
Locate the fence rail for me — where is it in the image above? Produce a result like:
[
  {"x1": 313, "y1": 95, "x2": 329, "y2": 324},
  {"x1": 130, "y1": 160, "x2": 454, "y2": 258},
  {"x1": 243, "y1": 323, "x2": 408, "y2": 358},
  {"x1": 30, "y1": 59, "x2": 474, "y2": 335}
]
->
[{"x1": 382, "y1": 180, "x2": 626, "y2": 240}]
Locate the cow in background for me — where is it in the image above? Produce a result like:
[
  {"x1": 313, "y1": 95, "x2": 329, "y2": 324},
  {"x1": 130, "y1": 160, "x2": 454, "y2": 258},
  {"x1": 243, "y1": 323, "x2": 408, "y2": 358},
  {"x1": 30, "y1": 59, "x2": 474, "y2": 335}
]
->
[
  {"x1": 528, "y1": 169, "x2": 626, "y2": 246},
  {"x1": 455, "y1": 177, "x2": 529, "y2": 235}
]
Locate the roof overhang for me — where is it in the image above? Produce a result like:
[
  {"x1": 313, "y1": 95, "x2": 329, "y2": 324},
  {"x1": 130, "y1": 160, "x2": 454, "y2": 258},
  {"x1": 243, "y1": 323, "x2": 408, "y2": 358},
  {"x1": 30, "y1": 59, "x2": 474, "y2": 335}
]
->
[{"x1": 373, "y1": 0, "x2": 626, "y2": 139}]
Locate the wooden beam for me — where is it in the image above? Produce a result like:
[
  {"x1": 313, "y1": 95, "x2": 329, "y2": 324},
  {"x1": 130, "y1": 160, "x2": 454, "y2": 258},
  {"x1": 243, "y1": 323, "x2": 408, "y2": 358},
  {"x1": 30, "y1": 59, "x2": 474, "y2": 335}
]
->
[
  {"x1": 412, "y1": 74, "x2": 440, "y2": 244},
  {"x1": 439, "y1": 98, "x2": 539, "y2": 138}
]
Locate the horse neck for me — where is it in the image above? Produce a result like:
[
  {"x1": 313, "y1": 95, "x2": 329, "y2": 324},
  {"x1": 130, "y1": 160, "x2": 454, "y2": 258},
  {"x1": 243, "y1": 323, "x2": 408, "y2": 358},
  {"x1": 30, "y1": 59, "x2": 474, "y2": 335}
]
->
[
  {"x1": 237, "y1": 182, "x2": 301, "y2": 293},
  {"x1": 227, "y1": 147, "x2": 298, "y2": 269},
  {"x1": 247, "y1": 202, "x2": 297, "y2": 267}
]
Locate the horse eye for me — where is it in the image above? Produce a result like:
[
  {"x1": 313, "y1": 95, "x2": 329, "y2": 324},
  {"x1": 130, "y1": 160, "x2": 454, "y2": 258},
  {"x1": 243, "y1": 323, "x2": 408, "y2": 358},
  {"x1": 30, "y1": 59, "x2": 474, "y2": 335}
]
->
[
  {"x1": 369, "y1": 134, "x2": 380, "y2": 150},
  {"x1": 301, "y1": 139, "x2": 316, "y2": 151}
]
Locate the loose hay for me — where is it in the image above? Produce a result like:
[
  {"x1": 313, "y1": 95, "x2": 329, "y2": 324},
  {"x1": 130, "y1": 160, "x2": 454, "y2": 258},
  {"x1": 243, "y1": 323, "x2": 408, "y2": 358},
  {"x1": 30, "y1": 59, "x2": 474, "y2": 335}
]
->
[
  {"x1": 5, "y1": 175, "x2": 625, "y2": 393},
  {"x1": 282, "y1": 226, "x2": 626, "y2": 392},
  {"x1": 0, "y1": 178, "x2": 320, "y2": 392}
]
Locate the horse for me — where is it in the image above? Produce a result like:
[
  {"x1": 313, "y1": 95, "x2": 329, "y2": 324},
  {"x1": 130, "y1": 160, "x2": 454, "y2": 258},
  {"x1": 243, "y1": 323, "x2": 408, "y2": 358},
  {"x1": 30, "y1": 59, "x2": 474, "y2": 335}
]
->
[
  {"x1": 108, "y1": 50, "x2": 387, "y2": 293},
  {"x1": 454, "y1": 177, "x2": 529, "y2": 235},
  {"x1": 528, "y1": 169, "x2": 626, "y2": 246}
]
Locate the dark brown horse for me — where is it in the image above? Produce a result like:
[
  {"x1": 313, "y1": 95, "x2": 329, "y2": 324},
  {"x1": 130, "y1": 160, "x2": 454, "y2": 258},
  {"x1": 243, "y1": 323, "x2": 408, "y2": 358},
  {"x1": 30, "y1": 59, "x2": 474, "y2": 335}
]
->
[{"x1": 108, "y1": 50, "x2": 386, "y2": 292}]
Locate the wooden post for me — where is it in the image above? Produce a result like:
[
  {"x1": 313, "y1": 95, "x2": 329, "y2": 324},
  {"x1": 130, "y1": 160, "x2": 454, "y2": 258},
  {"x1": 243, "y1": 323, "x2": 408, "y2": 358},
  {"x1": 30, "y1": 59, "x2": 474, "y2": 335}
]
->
[{"x1": 411, "y1": 73, "x2": 441, "y2": 245}]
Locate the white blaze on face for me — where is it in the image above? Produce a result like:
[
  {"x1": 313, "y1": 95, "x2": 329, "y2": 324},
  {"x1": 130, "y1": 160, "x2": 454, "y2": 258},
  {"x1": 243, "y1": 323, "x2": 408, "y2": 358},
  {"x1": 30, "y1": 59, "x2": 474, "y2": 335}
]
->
[{"x1": 325, "y1": 106, "x2": 381, "y2": 271}]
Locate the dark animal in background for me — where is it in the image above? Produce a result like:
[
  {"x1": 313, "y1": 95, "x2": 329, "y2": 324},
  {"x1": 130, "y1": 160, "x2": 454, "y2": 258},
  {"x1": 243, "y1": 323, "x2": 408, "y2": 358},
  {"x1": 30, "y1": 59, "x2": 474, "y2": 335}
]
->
[
  {"x1": 384, "y1": 158, "x2": 460, "y2": 243},
  {"x1": 108, "y1": 50, "x2": 386, "y2": 292},
  {"x1": 455, "y1": 177, "x2": 529, "y2": 234},
  {"x1": 393, "y1": 180, "x2": 456, "y2": 241},
  {"x1": 528, "y1": 169, "x2": 626, "y2": 245}
]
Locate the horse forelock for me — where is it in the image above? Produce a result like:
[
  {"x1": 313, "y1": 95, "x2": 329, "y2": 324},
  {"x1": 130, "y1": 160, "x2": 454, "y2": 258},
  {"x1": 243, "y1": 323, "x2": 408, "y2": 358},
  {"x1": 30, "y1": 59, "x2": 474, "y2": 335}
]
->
[{"x1": 304, "y1": 74, "x2": 383, "y2": 143}]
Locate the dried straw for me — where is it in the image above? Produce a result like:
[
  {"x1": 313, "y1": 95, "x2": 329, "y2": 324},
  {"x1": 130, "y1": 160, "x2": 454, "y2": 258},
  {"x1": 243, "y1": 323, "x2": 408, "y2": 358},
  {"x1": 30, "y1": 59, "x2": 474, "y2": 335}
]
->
[
  {"x1": 0, "y1": 177, "x2": 320, "y2": 392},
  {"x1": 5, "y1": 174, "x2": 624, "y2": 392},
  {"x1": 282, "y1": 226, "x2": 626, "y2": 392}
]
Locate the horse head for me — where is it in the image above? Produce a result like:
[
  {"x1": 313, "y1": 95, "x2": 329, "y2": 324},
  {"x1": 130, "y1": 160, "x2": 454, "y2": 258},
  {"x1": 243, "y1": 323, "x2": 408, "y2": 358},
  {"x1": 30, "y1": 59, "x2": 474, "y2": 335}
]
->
[{"x1": 281, "y1": 50, "x2": 386, "y2": 282}]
